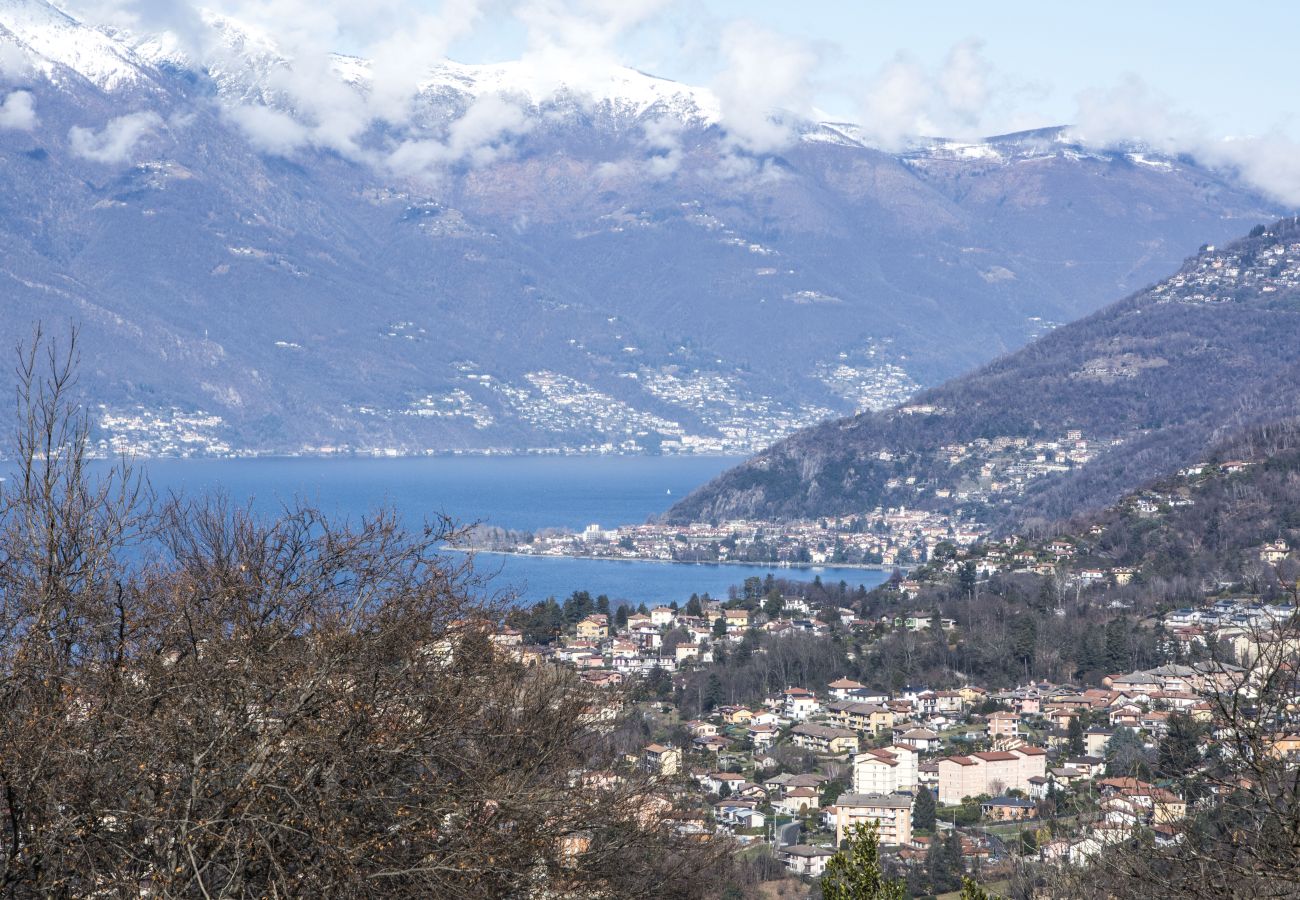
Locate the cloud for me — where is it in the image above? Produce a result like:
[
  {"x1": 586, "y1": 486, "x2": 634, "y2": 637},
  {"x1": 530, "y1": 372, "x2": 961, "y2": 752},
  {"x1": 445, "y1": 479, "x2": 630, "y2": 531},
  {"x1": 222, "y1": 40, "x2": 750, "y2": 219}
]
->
[
  {"x1": 0, "y1": 91, "x2": 37, "y2": 131},
  {"x1": 385, "y1": 92, "x2": 532, "y2": 178},
  {"x1": 642, "y1": 115, "x2": 684, "y2": 177},
  {"x1": 856, "y1": 39, "x2": 995, "y2": 150},
  {"x1": 857, "y1": 55, "x2": 933, "y2": 151},
  {"x1": 69, "y1": 111, "x2": 162, "y2": 163},
  {"x1": 712, "y1": 20, "x2": 817, "y2": 154},
  {"x1": 1071, "y1": 75, "x2": 1300, "y2": 205},
  {"x1": 225, "y1": 104, "x2": 310, "y2": 156}
]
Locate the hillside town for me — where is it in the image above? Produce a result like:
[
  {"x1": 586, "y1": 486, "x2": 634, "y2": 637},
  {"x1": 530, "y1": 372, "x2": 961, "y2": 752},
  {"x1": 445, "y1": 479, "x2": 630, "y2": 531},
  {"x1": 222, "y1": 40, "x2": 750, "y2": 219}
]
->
[{"x1": 493, "y1": 578, "x2": 1299, "y2": 894}]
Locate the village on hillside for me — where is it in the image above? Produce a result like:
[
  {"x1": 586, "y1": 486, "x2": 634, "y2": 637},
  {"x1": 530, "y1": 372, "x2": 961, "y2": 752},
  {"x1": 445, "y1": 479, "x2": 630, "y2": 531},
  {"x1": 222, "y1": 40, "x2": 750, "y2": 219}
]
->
[{"x1": 489, "y1": 580, "x2": 1299, "y2": 892}]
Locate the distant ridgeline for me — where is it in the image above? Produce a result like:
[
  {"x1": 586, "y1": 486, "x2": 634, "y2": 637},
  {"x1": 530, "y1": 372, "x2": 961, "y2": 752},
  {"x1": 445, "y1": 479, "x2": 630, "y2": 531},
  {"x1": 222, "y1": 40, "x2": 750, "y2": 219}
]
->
[
  {"x1": 668, "y1": 217, "x2": 1300, "y2": 531},
  {"x1": 0, "y1": 0, "x2": 1285, "y2": 457}
]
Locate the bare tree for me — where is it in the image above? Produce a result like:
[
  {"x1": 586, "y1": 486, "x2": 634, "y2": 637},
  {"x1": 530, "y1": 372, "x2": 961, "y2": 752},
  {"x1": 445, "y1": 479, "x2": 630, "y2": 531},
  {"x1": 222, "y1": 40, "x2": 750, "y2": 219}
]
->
[{"x1": 0, "y1": 330, "x2": 731, "y2": 897}]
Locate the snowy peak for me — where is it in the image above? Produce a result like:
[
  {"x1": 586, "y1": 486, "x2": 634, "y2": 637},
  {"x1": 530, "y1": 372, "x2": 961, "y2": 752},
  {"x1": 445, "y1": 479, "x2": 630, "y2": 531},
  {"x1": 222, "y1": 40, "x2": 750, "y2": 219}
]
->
[
  {"x1": 412, "y1": 59, "x2": 719, "y2": 122},
  {"x1": 0, "y1": 0, "x2": 146, "y2": 90}
]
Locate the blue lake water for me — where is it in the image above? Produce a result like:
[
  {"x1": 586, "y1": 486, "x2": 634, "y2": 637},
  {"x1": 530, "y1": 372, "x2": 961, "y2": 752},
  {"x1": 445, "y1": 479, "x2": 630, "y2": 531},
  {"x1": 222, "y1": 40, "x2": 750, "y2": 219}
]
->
[{"x1": 91, "y1": 456, "x2": 888, "y2": 604}]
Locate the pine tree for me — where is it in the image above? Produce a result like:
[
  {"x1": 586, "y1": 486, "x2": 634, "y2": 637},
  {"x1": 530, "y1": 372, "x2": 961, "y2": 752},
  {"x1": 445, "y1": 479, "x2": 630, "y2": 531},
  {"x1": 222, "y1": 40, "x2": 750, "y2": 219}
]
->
[
  {"x1": 914, "y1": 788, "x2": 936, "y2": 831},
  {"x1": 1067, "y1": 715, "x2": 1085, "y2": 757},
  {"x1": 822, "y1": 822, "x2": 907, "y2": 900}
]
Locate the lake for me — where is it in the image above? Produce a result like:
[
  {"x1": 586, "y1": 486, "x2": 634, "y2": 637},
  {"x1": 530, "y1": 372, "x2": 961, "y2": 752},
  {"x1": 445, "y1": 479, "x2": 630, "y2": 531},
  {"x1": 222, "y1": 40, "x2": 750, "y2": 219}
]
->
[{"x1": 102, "y1": 456, "x2": 890, "y2": 604}]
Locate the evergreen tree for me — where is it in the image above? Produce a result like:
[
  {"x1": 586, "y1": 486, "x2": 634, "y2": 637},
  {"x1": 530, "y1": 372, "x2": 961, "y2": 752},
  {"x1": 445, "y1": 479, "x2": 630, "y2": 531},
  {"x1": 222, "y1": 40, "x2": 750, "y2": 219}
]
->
[
  {"x1": 959, "y1": 561, "x2": 977, "y2": 598},
  {"x1": 685, "y1": 594, "x2": 703, "y2": 617},
  {"x1": 914, "y1": 788, "x2": 936, "y2": 831},
  {"x1": 763, "y1": 589, "x2": 784, "y2": 619},
  {"x1": 1010, "y1": 616, "x2": 1037, "y2": 675},
  {"x1": 1067, "y1": 715, "x2": 1085, "y2": 757},
  {"x1": 614, "y1": 605, "x2": 629, "y2": 629},
  {"x1": 712, "y1": 616, "x2": 727, "y2": 639},
  {"x1": 1158, "y1": 712, "x2": 1204, "y2": 780},
  {"x1": 703, "y1": 673, "x2": 724, "y2": 712},
  {"x1": 822, "y1": 822, "x2": 907, "y2": 900}
]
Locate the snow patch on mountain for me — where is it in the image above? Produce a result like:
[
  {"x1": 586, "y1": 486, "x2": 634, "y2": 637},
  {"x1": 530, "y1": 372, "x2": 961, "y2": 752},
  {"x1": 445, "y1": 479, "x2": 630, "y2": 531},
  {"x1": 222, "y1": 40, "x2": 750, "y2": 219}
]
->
[{"x1": 0, "y1": 0, "x2": 144, "y2": 90}]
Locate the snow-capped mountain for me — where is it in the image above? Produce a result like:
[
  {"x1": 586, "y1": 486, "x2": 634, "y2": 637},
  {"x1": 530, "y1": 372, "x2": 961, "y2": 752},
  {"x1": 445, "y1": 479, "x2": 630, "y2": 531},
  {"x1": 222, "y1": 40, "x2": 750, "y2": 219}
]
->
[
  {"x1": 0, "y1": 0, "x2": 1284, "y2": 458},
  {"x1": 0, "y1": 0, "x2": 149, "y2": 90}
]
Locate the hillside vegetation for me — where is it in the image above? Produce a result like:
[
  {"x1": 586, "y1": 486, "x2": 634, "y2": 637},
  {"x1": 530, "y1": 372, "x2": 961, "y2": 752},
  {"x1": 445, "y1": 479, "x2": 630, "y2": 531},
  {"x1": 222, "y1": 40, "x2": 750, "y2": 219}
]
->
[{"x1": 668, "y1": 217, "x2": 1300, "y2": 529}]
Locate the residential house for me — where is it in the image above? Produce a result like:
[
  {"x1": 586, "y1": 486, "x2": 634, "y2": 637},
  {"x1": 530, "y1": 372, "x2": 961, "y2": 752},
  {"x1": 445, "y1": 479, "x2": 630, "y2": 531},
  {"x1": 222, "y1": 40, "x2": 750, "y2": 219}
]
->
[
  {"x1": 701, "y1": 772, "x2": 746, "y2": 795},
  {"x1": 853, "y1": 745, "x2": 919, "y2": 795},
  {"x1": 650, "y1": 606, "x2": 677, "y2": 627},
  {"x1": 987, "y1": 711, "x2": 1022, "y2": 739},
  {"x1": 576, "y1": 615, "x2": 609, "y2": 640},
  {"x1": 937, "y1": 747, "x2": 1047, "y2": 804},
  {"x1": 748, "y1": 723, "x2": 779, "y2": 749},
  {"x1": 826, "y1": 700, "x2": 895, "y2": 735},
  {"x1": 828, "y1": 677, "x2": 868, "y2": 701},
  {"x1": 835, "y1": 793, "x2": 914, "y2": 847},
  {"x1": 897, "y1": 728, "x2": 942, "y2": 752},
  {"x1": 1085, "y1": 728, "x2": 1115, "y2": 757},
  {"x1": 792, "y1": 723, "x2": 860, "y2": 755},
  {"x1": 724, "y1": 608, "x2": 751, "y2": 632},
  {"x1": 779, "y1": 845, "x2": 834, "y2": 877},
  {"x1": 783, "y1": 688, "x2": 822, "y2": 721},
  {"x1": 776, "y1": 787, "x2": 820, "y2": 816},
  {"x1": 981, "y1": 797, "x2": 1037, "y2": 821},
  {"x1": 642, "y1": 744, "x2": 680, "y2": 777}
]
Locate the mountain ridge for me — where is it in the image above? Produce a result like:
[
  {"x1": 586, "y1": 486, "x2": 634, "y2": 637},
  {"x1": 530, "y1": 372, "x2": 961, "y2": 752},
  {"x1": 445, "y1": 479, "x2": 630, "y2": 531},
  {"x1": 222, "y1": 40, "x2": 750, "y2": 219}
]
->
[
  {"x1": 665, "y1": 216, "x2": 1300, "y2": 527},
  {"x1": 0, "y1": 0, "x2": 1285, "y2": 457}
]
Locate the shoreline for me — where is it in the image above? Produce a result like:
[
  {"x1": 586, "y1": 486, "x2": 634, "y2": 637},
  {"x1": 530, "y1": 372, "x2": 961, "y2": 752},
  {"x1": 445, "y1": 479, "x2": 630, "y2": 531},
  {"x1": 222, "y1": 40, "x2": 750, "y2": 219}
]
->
[{"x1": 453, "y1": 547, "x2": 897, "y2": 574}]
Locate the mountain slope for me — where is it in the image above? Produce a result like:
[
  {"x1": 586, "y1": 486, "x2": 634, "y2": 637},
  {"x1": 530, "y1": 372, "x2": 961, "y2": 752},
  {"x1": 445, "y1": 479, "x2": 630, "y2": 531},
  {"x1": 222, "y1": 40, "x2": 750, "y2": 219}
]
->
[
  {"x1": 666, "y1": 217, "x2": 1300, "y2": 527},
  {"x1": 0, "y1": 1, "x2": 1284, "y2": 456}
]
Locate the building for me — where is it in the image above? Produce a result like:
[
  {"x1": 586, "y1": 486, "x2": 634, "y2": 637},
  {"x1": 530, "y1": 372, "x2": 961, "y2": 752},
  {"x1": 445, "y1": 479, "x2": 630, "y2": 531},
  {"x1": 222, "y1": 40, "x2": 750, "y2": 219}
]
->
[
  {"x1": 748, "y1": 723, "x2": 779, "y2": 749},
  {"x1": 776, "y1": 787, "x2": 820, "y2": 815},
  {"x1": 783, "y1": 687, "x2": 822, "y2": 721},
  {"x1": 937, "y1": 747, "x2": 1047, "y2": 804},
  {"x1": 827, "y1": 677, "x2": 868, "y2": 701},
  {"x1": 981, "y1": 797, "x2": 1037, "y2": 821},
  {"x1": 852, "y1": 745, "x2": 919, "y2": 795},
  {"x1": 826, "y1": 700, "x2": 895, "y2": 735},
  {"x1": 779, "y1": 845, "x2": 835, "y2": 877},
  {"x1": 642, "y1": 743, "x2": 681, "y2": 777},
  {"x1": 650, "y1": 606, "x2": 677, "y2": 627},
  {"x1": 835, "y1": 793, "x2": 914, "y2": 847},
  {"x1": 897, "y1": 728, "x2": 942, "y2": 752},
  {"x1": 724, "y1": 608, "x2": 751, "y2": 631},
  {"x1": 986, "y1": 710, "x2": 1021, "y2": 739},
  {"x1": 792, "y1": 723, "x2": 860, "y2": 755},
  {"x1": 576, "y1": 615, "x2": 608, "y2": 640}
]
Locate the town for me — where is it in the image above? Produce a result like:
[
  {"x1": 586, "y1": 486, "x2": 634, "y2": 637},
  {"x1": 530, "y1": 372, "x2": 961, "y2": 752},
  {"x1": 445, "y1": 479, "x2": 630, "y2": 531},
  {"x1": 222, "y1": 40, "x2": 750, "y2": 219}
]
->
[
  {"x1": 472, "y1": 507, "x2": 986, "y2": 568},
  {"x1": 493, "y1": 562, "x2": 1300, "y2": 895}
]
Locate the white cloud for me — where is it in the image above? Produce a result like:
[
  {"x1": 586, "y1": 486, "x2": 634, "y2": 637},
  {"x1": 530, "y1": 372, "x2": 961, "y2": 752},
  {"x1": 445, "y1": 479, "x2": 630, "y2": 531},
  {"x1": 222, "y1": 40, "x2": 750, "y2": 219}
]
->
[
  {"x1": 1071, "y1": 75, "x2": 1300, "y2": 205},
  {"x1": 385, "y1": 92, "x2": 532, "y2": 179},
  {"x1": 0, "y1": 90, "x2": 37, "y2": 131},
  {"x1": 225, "y1": 104, "x2": 310, "y2": 156},
  {"x1": 712, "y1": 20, "x2": 816, "y2": 155},
  {"x1": 856, "y1": 39, "x2": 996, "y2": 150},
  {"x1": 69, "y1": 111, "x2": 162, "y2": 163}
]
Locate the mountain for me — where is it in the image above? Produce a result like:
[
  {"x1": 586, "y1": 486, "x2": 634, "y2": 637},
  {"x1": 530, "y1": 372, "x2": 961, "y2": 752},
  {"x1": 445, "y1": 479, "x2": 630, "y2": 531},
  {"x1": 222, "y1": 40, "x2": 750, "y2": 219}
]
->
[
  {"x1": 666, "y1": 217, "x2": 1300, "y2": 527},
  {"x1": 1041, "y1": 419, "x2": 1300, "y2": 587},
  {"x1": 0, "y1": 0, "x2": 1284, "y2": 457}
]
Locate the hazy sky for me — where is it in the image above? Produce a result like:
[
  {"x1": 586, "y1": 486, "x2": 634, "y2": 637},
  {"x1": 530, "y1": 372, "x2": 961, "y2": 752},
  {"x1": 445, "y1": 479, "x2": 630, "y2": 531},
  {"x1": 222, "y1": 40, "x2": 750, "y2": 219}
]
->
[
  {"x1": 434, "y1": 0, "x2": 1300, "y2": 138},
  {"x1": 51, "y1": 0, "x2": 1300, "y2": 201}
]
